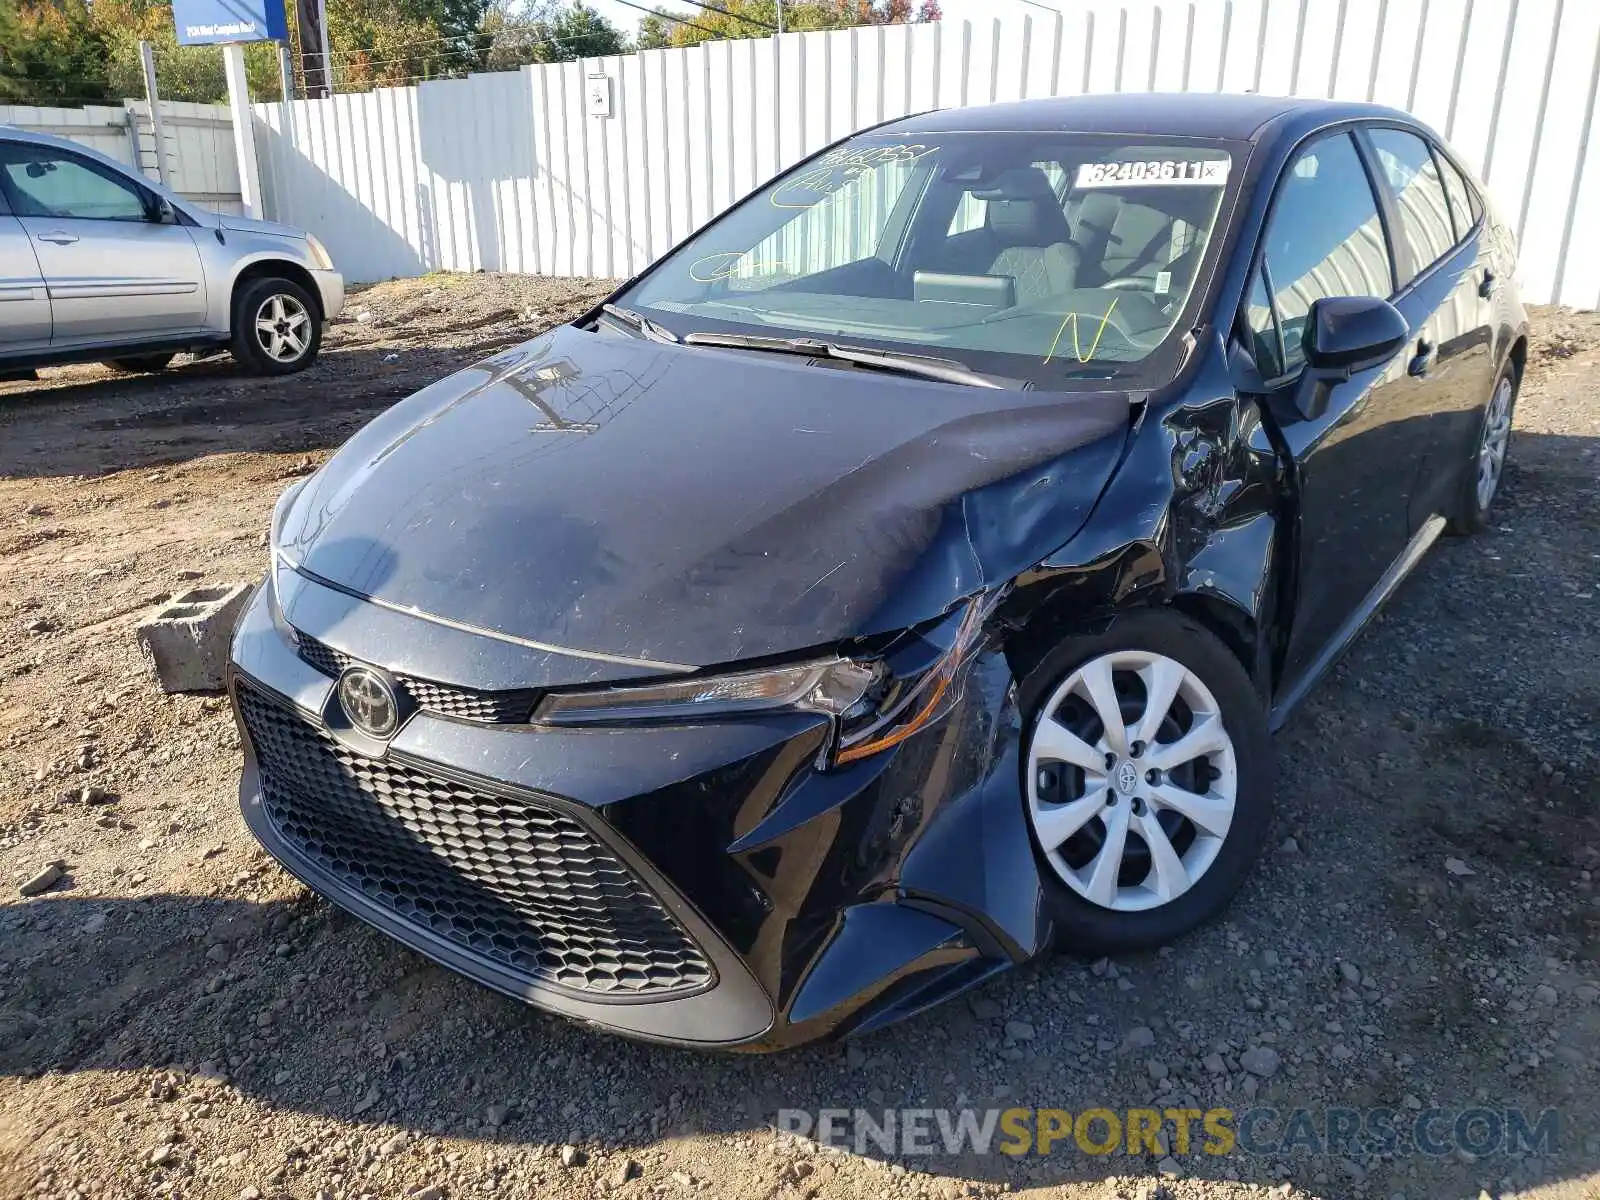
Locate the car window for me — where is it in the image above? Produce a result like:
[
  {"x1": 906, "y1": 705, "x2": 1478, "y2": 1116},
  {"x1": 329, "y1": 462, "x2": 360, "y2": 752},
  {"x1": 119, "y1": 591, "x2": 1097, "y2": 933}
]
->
[
  {"x1": 619, "y1": 131, "x2": 1242, "y2": 389},
  {"x1": 1243, "y1": 267, "x2": 1284, "y2": 379},
  {"x1": 732, "y1": 154, "x2": 923, "y2": 287},
  {"x1": 1249, "y1": 131, "x2": 1393, "y2": 378},
  {"x1": 1435, "y1": 150, "x2": 1479, "y2": 242},
  {"x1": 1463, "y1": 163, "x2": 1484, "y2": 221},
  {"x1": 0, "y1": 144, "x2": 150, "y2": 222},
  {"x1": 1367, "y1": 128, "x2": 1457, "y2": 279}
]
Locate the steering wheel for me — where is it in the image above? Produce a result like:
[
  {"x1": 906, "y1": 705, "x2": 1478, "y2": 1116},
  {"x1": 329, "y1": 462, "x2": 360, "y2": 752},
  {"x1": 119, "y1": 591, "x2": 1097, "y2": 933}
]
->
[{"x1": 1101, "y1": 276, "x2": 1158, "y2": 292}]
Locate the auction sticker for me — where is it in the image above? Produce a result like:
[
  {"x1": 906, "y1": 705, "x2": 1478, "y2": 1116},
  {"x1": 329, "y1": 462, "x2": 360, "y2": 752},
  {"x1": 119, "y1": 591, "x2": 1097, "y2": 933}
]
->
[{"x1": 1075, "y1": 158, "x2": 1231, "y2": 188}]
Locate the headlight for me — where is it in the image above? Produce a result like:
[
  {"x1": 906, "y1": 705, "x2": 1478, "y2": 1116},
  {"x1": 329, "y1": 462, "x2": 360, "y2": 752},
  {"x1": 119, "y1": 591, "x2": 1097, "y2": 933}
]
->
[
  {"x1": 270, "y1": 479, "x2": 306, "y2": 551},
  {"x1": 534, "y1": 658, "x2": 883, "y2": 726},
  {"x1": 266, "y1": 480, "x2": 307, "y2": 647},
  {"x1": 833, "y1": 591, "x2": 994, "y2": 764},
  {"x1": 534, "y1": 592, "x2": 999, "y2": 767},
  {"x1": 305, "y1": 234, "x2": 334, "y2": 271}
]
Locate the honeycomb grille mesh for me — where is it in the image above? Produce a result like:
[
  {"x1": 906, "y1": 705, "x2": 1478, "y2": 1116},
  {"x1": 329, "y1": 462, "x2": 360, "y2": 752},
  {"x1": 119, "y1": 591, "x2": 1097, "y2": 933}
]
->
[
  {"x1": 238, "y1": 684, "x2": 714, "y2": 997},
  {"x1": 296, "y1": 636, "x2": 539, "y2": 723}
]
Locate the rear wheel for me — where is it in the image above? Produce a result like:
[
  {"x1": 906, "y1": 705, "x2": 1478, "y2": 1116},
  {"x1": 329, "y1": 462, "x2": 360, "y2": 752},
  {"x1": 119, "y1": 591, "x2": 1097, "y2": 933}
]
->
[
  {"x1": 231, "y1": 277, "x2": 321, "y2": 375},
  {"x1": 1447, "y1": 362, "x2": 1517, "y2": 535},
  {"x1": 103, "y1": 352, "x2": 175, "y2": 374},
  {"x1": 1020, "y1": 610, "x2": 1274, "y2": 954}
]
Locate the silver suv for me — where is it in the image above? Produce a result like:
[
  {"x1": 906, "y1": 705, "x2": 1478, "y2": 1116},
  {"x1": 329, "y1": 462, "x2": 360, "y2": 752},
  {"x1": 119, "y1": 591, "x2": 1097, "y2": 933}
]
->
[{"x1": 0, "y1": 126, "x2": 343, "y2": 377}]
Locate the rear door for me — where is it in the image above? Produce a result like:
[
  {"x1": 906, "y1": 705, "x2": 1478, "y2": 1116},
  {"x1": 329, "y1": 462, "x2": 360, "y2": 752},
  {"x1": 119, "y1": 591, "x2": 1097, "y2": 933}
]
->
[
  {"x1": 1239, "y1": 129, "x2": 1418, "y2": 691},
  {"x1": 0, "y1": 179, "x2": 51, "y2": 351},
  {"x1": 1362, "y1": 126, "x2": 1497, "y2": 532},
  {"x1": 0, "y1": 141, "x2": 206, "y2": 345}
]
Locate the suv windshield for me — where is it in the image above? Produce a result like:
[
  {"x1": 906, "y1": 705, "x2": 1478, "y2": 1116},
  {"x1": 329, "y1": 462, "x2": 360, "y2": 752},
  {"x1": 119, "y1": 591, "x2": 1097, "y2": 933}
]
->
[{"x1": 616, "y1": 129, "x2": 1243, "y2": 389}]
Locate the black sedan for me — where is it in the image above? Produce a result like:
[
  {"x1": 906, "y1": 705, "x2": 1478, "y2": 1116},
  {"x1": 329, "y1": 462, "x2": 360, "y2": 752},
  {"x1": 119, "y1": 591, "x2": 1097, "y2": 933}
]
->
[{"x1": 231, "y1": 93, "x2": 1527, "y2": 1050}]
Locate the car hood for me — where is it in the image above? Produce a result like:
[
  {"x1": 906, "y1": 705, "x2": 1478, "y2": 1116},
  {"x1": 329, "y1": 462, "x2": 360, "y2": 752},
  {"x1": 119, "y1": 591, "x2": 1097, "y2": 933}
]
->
[{"x1": 276, "y1": 324, "x2": 1131, "y2": 669}]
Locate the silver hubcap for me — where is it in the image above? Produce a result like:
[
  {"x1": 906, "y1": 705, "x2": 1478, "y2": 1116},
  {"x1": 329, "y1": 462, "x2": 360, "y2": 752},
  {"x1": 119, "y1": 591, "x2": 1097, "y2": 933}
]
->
[
  {"x1": 254, "y1": 293, "x2": 311, "y2": 363},
  {"x1": 1026, "y1": 650, "x2": 1238, "y2": 913},
  {"x1": 1476, "y1": 376, "x2": 1513, "y2": 509}
]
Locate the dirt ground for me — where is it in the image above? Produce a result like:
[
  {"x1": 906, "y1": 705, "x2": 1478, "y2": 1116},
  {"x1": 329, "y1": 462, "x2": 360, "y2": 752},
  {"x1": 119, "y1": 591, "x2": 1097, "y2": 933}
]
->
[{"x1": 0, "y1": 275, "x2": 1597, "y2": 1200}]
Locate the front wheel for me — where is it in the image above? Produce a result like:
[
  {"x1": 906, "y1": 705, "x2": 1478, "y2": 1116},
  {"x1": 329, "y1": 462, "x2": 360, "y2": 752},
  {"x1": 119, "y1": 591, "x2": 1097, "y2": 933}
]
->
[
  {"x1": 1020, "y1": 610, "x2": 1274, "y2": 954},
  {"x1": 231, "y1": 277, "x2": 322, "y2": 375}
]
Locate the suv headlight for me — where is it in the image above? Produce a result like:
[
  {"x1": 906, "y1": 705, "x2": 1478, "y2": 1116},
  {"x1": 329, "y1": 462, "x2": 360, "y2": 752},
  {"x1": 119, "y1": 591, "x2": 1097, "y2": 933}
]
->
[
  {"x1": 306, "y1": 234, "x2": 334, "y2": 270},
  {"x1": 534, "y1": 592, "x2": 997, "y2": 766}
]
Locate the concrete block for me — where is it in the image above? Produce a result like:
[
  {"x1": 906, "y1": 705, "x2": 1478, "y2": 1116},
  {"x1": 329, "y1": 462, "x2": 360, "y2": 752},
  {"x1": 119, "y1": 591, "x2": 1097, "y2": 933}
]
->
[{"x1": 136, "y1": 582, "x2": 253, "y2": 693}]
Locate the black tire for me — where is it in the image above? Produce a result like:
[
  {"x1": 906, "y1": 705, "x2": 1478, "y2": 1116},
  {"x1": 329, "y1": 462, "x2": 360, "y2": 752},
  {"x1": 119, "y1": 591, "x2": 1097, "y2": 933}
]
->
[
  {"x1": 103, "y1": 352, "x2": 175, "y2": 374},
  {"x1": 230, "y1": 276, "x2": 322, "y2": 375},
  {"x1": 1017, "y1": 609, "x2": 1274, "y2": 955},
  {"x1": 1446, "y1": 359, "x2": 1519, "y2": 536}
]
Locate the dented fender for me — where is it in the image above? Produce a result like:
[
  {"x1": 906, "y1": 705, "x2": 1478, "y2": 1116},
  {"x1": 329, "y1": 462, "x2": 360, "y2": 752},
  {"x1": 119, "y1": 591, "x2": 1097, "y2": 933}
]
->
[{"x1": 998, "y1": 333, "x2": 1286, "y2": 696}]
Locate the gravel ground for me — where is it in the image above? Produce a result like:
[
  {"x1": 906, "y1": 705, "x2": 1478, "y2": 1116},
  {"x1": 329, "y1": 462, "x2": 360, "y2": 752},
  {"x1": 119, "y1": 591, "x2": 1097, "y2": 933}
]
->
[{"x1": 0, "y1": 276, "x2": 1596, "y2": 1200}]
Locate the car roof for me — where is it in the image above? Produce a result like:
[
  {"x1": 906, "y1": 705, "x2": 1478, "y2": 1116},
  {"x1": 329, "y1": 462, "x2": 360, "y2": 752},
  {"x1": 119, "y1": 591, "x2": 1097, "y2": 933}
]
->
[
  {"x1": 0, "y1": 125, "x2": 124, "y2": 157},
  {"x1": 0, "y1": 125, "x2": 68, "y2": 145},
  {"x1": 877, "y1": 92, "x2": 1418, "y2": 144}
]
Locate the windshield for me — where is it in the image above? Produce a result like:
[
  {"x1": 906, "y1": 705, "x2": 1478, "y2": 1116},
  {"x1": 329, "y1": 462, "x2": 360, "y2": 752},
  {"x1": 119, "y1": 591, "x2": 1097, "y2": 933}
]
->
[{"x1": 616, "y1": 129, "x2": 1244, "y2": 389}]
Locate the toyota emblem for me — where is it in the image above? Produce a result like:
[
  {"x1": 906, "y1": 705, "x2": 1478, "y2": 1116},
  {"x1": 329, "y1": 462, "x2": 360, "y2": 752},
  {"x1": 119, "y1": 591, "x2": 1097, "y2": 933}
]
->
[
  {"x1": 338, "y1": 666, "x2": 401, "y2": 739},
  {"x1": 1115, "y1": 760, "x2": 1140, "y2": 795}
]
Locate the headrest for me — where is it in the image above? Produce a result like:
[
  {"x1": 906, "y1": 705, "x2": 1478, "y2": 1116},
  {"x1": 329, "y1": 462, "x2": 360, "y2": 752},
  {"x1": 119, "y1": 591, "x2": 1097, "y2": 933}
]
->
[{"x1": 976, "y1": 166, "x2": 1072, "y2": 246}]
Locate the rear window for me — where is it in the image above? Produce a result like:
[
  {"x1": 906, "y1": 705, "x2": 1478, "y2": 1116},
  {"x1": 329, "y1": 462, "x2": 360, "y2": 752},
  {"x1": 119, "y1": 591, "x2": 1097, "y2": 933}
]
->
[
  {"x1": 1435, "y1": 150, "x2": 1480, "y2": 241},
  {"x1": 1368, "y1": 127, "x2": 1459, "y2": 279},
  {"x1": 617, "y1": 130, "x2": 1246, "y2": 389}
]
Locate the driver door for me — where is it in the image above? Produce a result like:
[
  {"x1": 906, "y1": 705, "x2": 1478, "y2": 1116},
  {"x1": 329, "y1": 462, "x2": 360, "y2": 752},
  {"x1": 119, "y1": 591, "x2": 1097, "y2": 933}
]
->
[
  {"x1": 0, "y1": 142, "x2": 206, "y2": 344},
  {"x1": 1241, "y1": 130, "x2": 1420, "y2": 694}
]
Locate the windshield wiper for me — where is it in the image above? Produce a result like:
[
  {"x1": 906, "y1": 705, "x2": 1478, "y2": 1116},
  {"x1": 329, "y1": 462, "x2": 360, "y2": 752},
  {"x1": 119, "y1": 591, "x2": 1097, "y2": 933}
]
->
[
  {"x1": 597, "y1": 303, "x2": 679, "y2": 344},
  {"x1": 682, "y1": 331, "x2": 1012, "y2": 389}
]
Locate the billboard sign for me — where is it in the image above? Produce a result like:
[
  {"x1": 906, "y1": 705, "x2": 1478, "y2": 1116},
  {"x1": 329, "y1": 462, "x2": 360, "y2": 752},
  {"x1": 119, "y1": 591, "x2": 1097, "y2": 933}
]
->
[{"x1": 172, "y1": 0, "x2": 288, "y2": 45}]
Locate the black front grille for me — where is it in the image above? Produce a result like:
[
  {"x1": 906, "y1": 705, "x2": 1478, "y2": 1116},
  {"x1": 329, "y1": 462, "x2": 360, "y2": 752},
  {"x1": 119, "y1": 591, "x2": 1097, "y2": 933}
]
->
[
  {"x1": 237, "y1": 684, "x2": 714, "y2": 998},
  {"x1": 295, "y1": 635, "x2": 350, "y2": 678},
  {"x1": 297, "y1": 636, "x2": 539, "y2": 723}
]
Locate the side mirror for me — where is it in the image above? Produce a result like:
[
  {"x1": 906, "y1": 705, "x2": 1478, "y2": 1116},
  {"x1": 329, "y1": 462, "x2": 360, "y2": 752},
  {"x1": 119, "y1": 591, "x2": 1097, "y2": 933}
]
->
[
  {"x1": 145, "y1": 195, "x2": 175, "y2": 224},
  {"x1": 1290, "y1": 295, "x2": 1409, "y2": 421},
  {"x1": 1302, "y1": 295, "x2": 1409, "y2": 374}
]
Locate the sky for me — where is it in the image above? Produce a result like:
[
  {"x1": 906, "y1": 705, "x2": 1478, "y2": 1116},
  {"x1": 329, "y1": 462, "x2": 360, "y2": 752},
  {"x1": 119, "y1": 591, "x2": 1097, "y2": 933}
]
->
[{"x1": 583, "y1": 0, "x2": 1063, "y2": 38}]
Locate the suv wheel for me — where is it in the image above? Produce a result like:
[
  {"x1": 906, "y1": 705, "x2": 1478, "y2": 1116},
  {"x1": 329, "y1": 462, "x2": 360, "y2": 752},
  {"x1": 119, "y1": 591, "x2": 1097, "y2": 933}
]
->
[
  {"x1": 1020, "y1": 610, "x2": 1274, "y2": 954},
  {"x1": 232, "y1": 277, "x2": 321, "y2": 375},
  {"x1": 104, "y1": 352, "x2": 175, "y2": 374}
]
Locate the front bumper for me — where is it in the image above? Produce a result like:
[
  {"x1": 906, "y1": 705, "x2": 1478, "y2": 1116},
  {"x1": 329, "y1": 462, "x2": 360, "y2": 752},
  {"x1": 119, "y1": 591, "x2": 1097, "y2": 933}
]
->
[{"x1": 230, "y1": 573, "x2": 1048, "y2": 1049}]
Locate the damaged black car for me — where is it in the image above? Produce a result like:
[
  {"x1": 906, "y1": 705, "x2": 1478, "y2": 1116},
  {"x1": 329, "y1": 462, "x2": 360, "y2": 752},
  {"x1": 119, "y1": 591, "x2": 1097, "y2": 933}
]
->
[{"x1": 231, "y1": 92, "x2": 1527, "y2": 1050}]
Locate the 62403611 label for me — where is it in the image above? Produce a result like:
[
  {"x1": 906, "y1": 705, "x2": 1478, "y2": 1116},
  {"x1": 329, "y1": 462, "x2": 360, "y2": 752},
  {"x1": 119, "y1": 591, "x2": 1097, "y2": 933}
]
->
[{"x1": 1074, "y1": 158, "x2": 1231, "y2": 188}]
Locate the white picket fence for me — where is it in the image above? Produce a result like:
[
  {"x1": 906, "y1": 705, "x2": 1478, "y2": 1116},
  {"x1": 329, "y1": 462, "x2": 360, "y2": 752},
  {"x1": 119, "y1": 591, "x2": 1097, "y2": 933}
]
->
[{"x1": 251, "y1": 0, "x2": 1600, "y2": 307}]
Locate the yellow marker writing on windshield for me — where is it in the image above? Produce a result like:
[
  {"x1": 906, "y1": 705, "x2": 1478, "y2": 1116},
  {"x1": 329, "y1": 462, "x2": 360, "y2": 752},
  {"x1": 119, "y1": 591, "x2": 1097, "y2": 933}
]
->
[
  {"x1": 1043, "y1": 297, "x2": 1120, "y2": 365},
  {"x1": 688, "y1": 251, "x2": 793, "y2": 283}
]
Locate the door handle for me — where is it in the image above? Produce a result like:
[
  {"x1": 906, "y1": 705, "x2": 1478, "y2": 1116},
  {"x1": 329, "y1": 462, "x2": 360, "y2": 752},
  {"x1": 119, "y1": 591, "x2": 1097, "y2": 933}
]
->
[
  {"x1": 1409, "y1": 339, "x2": 1435, "y2": 378},
  {"x1": 1479, "y1": 269, "x2": 1497, "y2": 299},
  {"x1": 38, "y1": 231, "x2": 79, "y2": 245}
]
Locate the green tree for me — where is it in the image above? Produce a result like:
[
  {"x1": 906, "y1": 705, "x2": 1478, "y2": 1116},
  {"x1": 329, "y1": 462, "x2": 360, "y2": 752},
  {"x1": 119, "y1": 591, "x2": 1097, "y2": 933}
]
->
[
  {"x1": 635, "y1": 7, "x2": 676, "y2": 50},
  {"x1": 542, "y1": 0, "x2": 625, "y2": 57},
  {"x1": 476, "y1": 1, "x2": 625, "y2": 70},
  {"x1": 406, "y1": 0, "x2": 488, "y2": 43},
  {"x1": 657, "y1": 0, "x2": 937, "y2": 48},
  {"x1": 304, "y1": 0, "x2": 497, "y2": 91},
  {"x1": 326, "y1": 0, "x2": 471, "y2": 89},
  {"x1": 91, "y1": 0, "x2": 283, "y2": 103},
  {"x1": 0, "y1": 2, "x2": 23, "y2": 97},
  {"x1": 0, "y1": 0, "x2": 110, "y2": 104}
]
